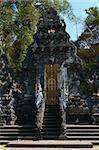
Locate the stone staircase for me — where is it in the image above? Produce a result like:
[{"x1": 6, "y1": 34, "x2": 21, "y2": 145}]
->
[
  {"x1": 7, "y1": 140, "x2": 93, "y2": 148},
  {"x1": 0, "y1": 105, "x2": 99, "y2": 148},
  {"x1": 66, "y1": 125, "x2": 99, "y2": 142},
  {"x1": 42, "y1": 104, "x2": 60, "y2": 139},
  {"x1": 0, "y1": 125, "x2": 99, "y2": 148},
  {"x1": 0, "y1": 125, "x2": 35, "y2": 141},
  {"x1": 0, "y1": 124, "x2": 99, "y2": 142}
]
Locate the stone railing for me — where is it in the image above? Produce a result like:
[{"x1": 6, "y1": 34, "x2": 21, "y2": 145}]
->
[
  {"x1": 35, "y1": 80, "x2": 45, "y2": 139},
  {"x1": 59, "y1": 87, "x2": 68, "y2": 139},
  {"x1": 35, "y1": 99, "x2": 45, "y2": 139},
  {"x1": 59, "y1": 100, "x2": 67, "y2": 138}
]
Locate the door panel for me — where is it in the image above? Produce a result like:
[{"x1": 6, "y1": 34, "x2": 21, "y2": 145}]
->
[{"x1": 45, "y1": 64, "x2": 59, "y2": 105}]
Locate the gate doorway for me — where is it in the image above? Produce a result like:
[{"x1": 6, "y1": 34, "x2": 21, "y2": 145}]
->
[{"x1": 45, "y1": 64, "x2": 59, "y2": 105}]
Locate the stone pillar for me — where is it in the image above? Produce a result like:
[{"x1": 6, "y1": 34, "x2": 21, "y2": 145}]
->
[
  {"x1": 58, "y1": 63, "x2": 68, "y2": 139},
  {"x1": 34, "y1": 76, "x2": 45, "y2": 139}
]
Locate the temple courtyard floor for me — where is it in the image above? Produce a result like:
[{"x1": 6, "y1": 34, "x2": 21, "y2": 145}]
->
[
  {"x1": 0, "y1": 140, "x2": 99, "y2": 150},
  {"x1": 0, "y1": 146, "x2": 99, "y2": 150}
]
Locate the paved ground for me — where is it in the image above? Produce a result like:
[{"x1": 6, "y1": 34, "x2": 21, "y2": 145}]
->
[
  {"x1": 93, "y1": 146, "x2": 99, "y2": 150},
  {"x1": 0, "y1": 140, "x2": 99, "y2": 150},
  {"x1": 0, "y1": 146, "x2": 99, "y2": 150},
  {"x1": 4, "y1": 148, "x2": 93, "y2": 150},
  {"x1": 8, "y1": 140, "x2": 92, "y2": 146}
]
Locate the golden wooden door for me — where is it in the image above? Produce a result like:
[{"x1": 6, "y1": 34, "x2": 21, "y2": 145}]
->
[{"x1": 45, "y1": 64, "x2": 59, "y2": 105}]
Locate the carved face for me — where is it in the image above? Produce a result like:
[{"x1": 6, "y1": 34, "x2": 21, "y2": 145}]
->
[{"x1": 48, "y1": 29, "x2": 55, "y2": 34}]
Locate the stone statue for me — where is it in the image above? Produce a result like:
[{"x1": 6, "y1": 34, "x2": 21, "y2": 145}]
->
[
  {"x1": 35, "y1": 79, "x2": 45, "y2": 139},
  {"x1": 59, "y1": 60, "x2": 69, "y2": 107},
  {"x1": 35, "y1": 79, "x2": 43, "y2": 109},
  {"x1": 60, "y1": 83, "x2": 69, "y2": 110},
  {"x1": 69, "y1": 73, "x2": 80, "y2": 95}
]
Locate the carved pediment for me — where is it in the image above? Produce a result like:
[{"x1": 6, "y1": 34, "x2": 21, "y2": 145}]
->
[{"x1": 32, "y1": 7, "x2": 74, "y2": 54}]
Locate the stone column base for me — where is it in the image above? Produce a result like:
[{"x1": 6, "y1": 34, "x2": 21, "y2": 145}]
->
[
  {"x1": 58, "y1": 133, "x2": 68, "y2": 139},
  {"x1": 34, "y1": 127, "x2": 42, "y2": 140}
]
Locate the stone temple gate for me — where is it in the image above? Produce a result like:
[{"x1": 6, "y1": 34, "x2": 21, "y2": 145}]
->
[
  {"x1": 32, "y1": 8, "x2": 82, "y2": 107},
  {"x1": 0, "y1": 8, "x2": 99, "y2": 139}
]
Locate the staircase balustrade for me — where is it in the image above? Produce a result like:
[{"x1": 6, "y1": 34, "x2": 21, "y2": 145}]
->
[
  {"x1": 35, "y1": 80, "x2": 45, "y2": 138},
  {"x1": 59, "y1": 85, "x2": 68, "y2": 138},
  {"x1": 36, "y1": 99, "x2": 45, "y2": 129}
]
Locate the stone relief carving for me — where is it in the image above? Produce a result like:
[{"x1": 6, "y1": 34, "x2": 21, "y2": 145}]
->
[
  {"x1": 35, "y1": 79, "x2": 44, "y2": 109},
  {"x1": 0, "y1": 49, "x2": 17, "y2": 125}
]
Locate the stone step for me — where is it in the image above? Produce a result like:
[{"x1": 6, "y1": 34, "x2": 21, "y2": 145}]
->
[
  {"x1": 43, "y1": 136, "x2": 99, "y2": 140},
  {"x1": 66, "y1": 125, "x2": 99, "y2": 128},
  {"x1": 42, "y1": 127, "x2": 99, "y2": 132},
  {"x1": 42, "y1": 128, "x2": 60, "y2": 131},
  {"x1": 0, "y1": 131, "x2": 99, "y2": 139},
  {"x1": 45, "y1": 110, "x2": 59, "y2": 112},
  {"x1": 43, "y1": 124, "x2": 60, "y2": 127},
  {"x1": 0, "y1": 134, "x2": 99, "y2": 140},
  {"x1": 45, "y1": 105, "x2": 59, "y2": 108},
  {"x1": 42, "y1": 131, "x2": 99, "y2": 136},
  {"x1": 0, "y1": 132, "x2": 35, "y2": 136},
  {"x1": 43, "y1": 121, "x2": 59, "y2": 124},
  {"x1": 0, "y1": 140, "x2": 9, "y2": 144},
  {"x1": 1, "y1": 128, "x2": 99, "y2": 133},
  {"x1": 0, "y1": 125, "x2": 99, "y2": 130},
  {"x1": 0, "y1": 136, "x2": 34, "y2": 140},
  {"x1": 44, "y1": 112, "x2": 59, "y2": 115},
  {"x1": 1, "y1": 130, "x2": 99, "y2": 135},
  {"x1": 68, "y1": 136, "x2": 99, "y2": 140},
  {"x1": 68, "y1": 128, "x2": 99, "y2": 132},
  {"x1": 0, "y1": 124, "x2": 99, "y2": 129},
  {"x1": 0, "y1": 125, "x2": 99, "y2": 141},
  {"x1": 45, "y1": 109, "x2": 59, "y2": 111},
  {"x1": 45, "y1": 106, "x2": 59, "y2": 109},
  {"x1": 44, "y1": 108, "x2": 59, "y2": 111},
  {"x1": 0, "y1": 129, "x2": 35, "y2": 132},
  {"x1": 42, "y1": 131, "x2": 60, "y2": 135},
  {"x1": 67, "y1": 132, "x2": 99, "y2": 136},
  {"x1": 66, "y1": 129, "x2": 99, "y2": 132},
  {"x1": 43, "y1": 117, "x2": 59, "y2": 120},
  {"x1": 0, "y1": 136, "x2": 99, "y2": 142},
  {"x1": 43, "y1": 115, "x2": 59, "y2": 118},
  {"x1": 7, "y1": 140, "x2": 93, "y2": 148},
  {"x1": 0, "y1": 125, "x2": 35, "y2": 129},
  {"x1": 0, "y1": 124, "x2": 98, "y2": 128}
]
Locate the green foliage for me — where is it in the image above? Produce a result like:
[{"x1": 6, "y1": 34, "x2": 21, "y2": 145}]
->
[
  {"x1": 34, "y1": 0, "x2": 76, "y2": 20},
  {"x1": 1, "y1": 0, "x2": 74, "y2": 71},
  {"x1": 85, "y1": 7, "x2": 99, "y2": 26},
  {"x1": 47, "y1": 0, "x2": 70, "y2": 13},
  {"x1": 0, "y1": 0, "x2": 40, "y2": 71},
  {"x1": 76, "y1": 7, "x2": 99, "y2": 70},
  {"x1": 83, "y1": 60, "x2": 96, "y2": 70}
]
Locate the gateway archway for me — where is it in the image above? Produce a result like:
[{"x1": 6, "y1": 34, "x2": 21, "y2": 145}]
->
[{"x1": 45, "y1": 64, "x2": 59, "y2": 105}]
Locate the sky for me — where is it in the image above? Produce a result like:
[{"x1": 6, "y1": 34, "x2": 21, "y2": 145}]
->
[
  {"x1": 3, "y1": 0, "x2": 98, "y2": 41},
  {"x1": 64, "y1": 0, "x2": 99, "y2": 41}
]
